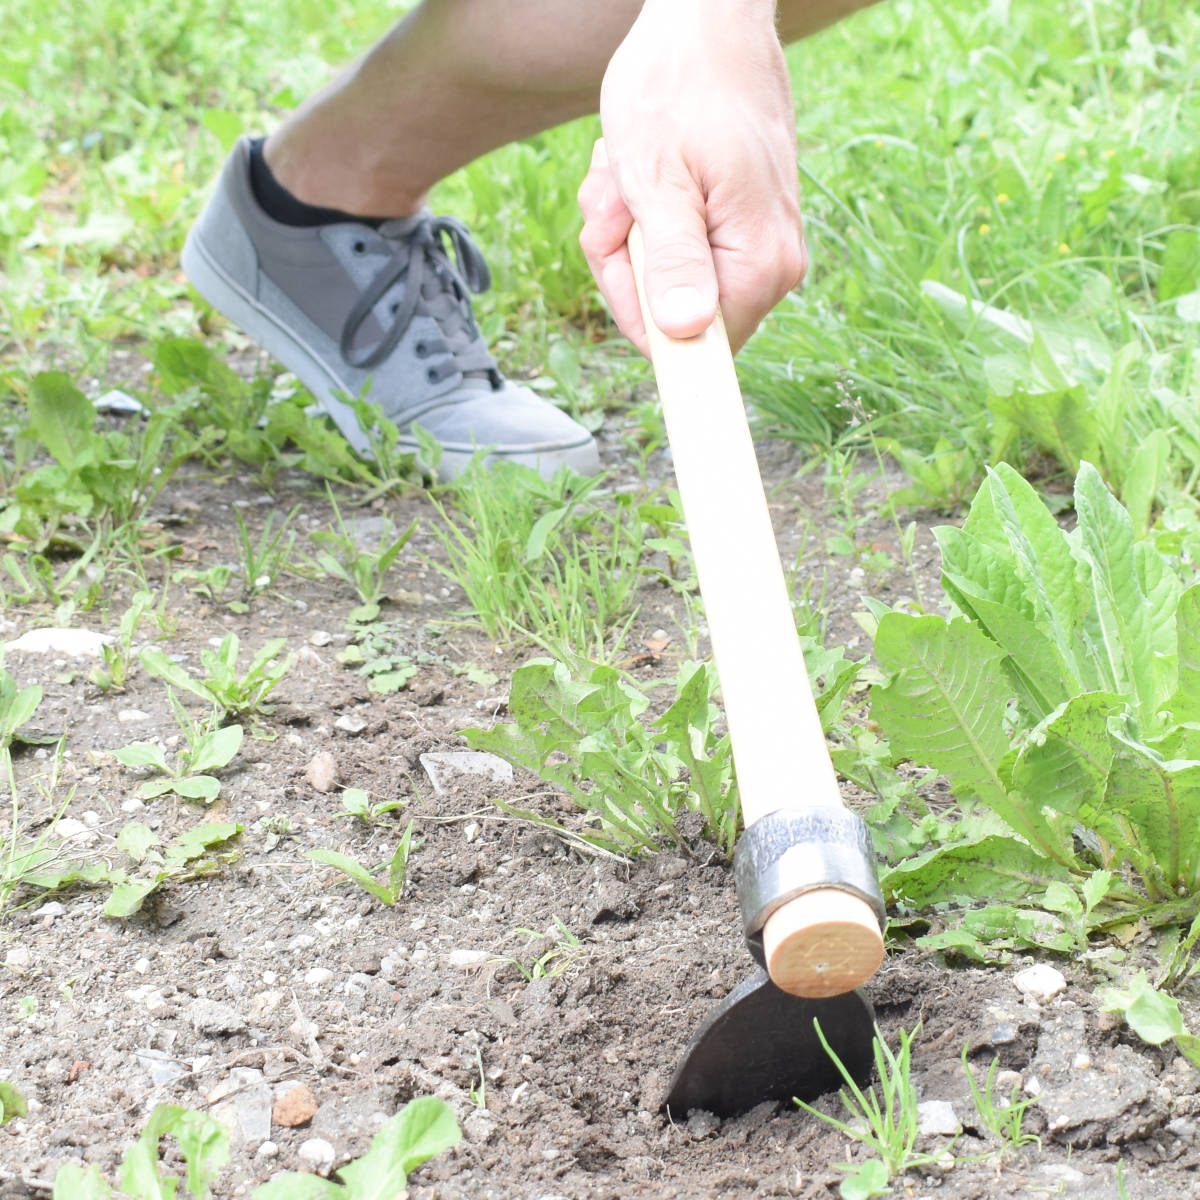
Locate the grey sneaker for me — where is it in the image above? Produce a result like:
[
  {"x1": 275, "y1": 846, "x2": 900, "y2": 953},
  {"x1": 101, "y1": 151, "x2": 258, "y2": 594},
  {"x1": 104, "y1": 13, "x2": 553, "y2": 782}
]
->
[{"x1": 181, "y1": 138, "x2": 599, "y2": 481}]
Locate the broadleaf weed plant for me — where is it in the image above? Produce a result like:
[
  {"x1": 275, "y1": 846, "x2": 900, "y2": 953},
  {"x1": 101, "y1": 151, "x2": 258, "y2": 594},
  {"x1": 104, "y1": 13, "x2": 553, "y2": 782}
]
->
[
  {"x1": 306, "y1": 820, "x2": 416, "y2": 907},
  {"x1": 304, "y1": 488, "x2": 418, "y2": 624},
  {"x1": 870, "y1": 464, "x2": 1200, "y2": 950},
  {"x1": 48, "y1": 1093, "x2": 459, "y2": 1198},
  {"x1": 139, "y1": 634, "x2": 293, "y2": 726}
]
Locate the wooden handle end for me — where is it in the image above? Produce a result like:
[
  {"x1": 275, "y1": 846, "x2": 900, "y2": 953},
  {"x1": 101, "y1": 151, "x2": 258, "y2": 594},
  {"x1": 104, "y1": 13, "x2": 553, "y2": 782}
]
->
[{"x1": 762, "y1": 889, "x2": 885, "y2": 1000}]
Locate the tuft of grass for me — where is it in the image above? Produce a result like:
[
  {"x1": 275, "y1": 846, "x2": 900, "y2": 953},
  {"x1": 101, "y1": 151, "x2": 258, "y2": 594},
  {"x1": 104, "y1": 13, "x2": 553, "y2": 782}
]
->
[{"x1": 428, "y1": 461, "x2": 646, "y2": 661}]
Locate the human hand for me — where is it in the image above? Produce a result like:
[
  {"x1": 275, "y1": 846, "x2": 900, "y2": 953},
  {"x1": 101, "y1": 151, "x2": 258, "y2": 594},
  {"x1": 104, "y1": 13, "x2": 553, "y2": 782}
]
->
[{"x1": 577, "y1": 0, "x2": 807, "y2": 356}]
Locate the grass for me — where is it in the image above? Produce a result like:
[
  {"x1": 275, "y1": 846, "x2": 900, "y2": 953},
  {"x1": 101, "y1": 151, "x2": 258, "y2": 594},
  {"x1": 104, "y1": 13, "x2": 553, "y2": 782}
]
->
[{"x1": 748, "y1": 1, "x2": 1200, "y2": 503}]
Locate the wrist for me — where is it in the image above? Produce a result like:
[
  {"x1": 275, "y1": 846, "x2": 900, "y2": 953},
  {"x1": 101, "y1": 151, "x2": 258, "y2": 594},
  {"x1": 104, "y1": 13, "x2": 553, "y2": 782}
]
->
[{"x1": 638, "y1": 0, "x2": 779, "y2": 28}]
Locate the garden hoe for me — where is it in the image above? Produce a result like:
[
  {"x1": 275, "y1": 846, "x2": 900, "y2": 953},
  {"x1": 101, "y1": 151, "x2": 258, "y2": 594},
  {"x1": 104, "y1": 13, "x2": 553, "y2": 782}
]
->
[{"x1": 629, "y1": 227, "x2": 886, "y2": 1119}]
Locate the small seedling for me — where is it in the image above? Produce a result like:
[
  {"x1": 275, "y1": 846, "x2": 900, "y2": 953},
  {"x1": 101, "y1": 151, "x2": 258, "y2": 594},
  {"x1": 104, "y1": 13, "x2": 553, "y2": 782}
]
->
[
  {"x1": 101, "y1": 821, "x2": 242, "y2": 918},
  {"x1": 89, "y1": 589, "x2": 152, "y2": 692},
  {"x1": 0, "y1": 1081, "x2": 28, "y2": 1127},
  {"x1": 961, "y1": 1045, "x2": 1040, "y2": 1151},
  {"x1": 0, "y1": 665, "x2": 41, "y2": 752},
  {"x1": 17, "y1": 996, "x2": 36, "y2": 1019},
  {"x1": 114, "y1": 721, "x2": 243, "y2": 804},
  {"x1": 335, "y1": 787, "x2": 406, "y2": 825},
  {"x1": 796, "y1": 1023, "x2": 948, "y2": 1194},
  {"x1": 231, "y1": 503, "x2": 299, "y2": 611},
  {"x1": 337, "y1": 620, "x2": 419, "y2": 694},
  {"x1": 305, "y1": 489, "x2": 417, "y2": 623},
  {"x1": 140, "y1": 634, "x2": 293, "y2": 725},
  {"x1": 469, "y1": 1047, "x2": 487, "y2": 1110},
  {"x1": 307, "y1": 821, "x2": 415, "y2": 906},
  {"x1": 499, "y1": 917, "x2": 585, "y2": 982}
]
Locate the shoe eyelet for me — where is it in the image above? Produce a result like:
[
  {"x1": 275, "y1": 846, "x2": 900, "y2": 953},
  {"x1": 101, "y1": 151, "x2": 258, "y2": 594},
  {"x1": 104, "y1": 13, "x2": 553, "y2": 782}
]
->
[
  {"x1": 390, "y1": 302, "x2": 399, "y2": 315},
  {"x1": 426, "y1": 367, "x2": 438, "y2": 384},
  {"x1": 352, "y1": 240, "x2": 366, "y2": 254},
  {"x1": 415, "y1": 341, "x2": 427, "y2": 358}
]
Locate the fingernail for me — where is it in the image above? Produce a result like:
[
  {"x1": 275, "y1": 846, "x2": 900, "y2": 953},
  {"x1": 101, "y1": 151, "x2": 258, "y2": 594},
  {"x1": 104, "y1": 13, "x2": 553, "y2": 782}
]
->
[{"x1": 661, "y1": 285, "x2": 711, "y2": 327}]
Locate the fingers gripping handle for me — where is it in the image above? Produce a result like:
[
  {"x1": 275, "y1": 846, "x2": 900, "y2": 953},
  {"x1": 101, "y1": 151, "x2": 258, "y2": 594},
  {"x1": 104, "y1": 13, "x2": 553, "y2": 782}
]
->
[{"x1": 628, "y1": 226, "x2": 884, "y2": 998}]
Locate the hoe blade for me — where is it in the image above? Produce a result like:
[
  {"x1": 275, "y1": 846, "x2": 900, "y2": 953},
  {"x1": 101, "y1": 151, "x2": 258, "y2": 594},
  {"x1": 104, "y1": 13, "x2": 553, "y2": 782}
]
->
[{"x1": 664, "y1": 968, "x2": 876, "y2": 1119}]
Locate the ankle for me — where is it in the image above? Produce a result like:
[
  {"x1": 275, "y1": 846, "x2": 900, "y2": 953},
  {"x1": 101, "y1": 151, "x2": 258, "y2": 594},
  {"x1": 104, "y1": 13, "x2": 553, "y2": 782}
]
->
[{"x1": 262, "y1": 133, "x2": 428, "y2": 221}]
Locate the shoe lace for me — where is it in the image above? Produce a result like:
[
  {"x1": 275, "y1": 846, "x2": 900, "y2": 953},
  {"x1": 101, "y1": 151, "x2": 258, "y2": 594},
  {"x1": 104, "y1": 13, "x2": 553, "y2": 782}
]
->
[{"x1": 339, "y1": 213, "x2": 498, "y2": 382}]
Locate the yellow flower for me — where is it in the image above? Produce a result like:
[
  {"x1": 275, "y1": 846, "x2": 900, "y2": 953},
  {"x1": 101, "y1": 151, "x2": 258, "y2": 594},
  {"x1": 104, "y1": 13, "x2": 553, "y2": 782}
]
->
[
  {"x1": 1058, "y1": 242, "x2": 1071, "y2": 255},
  {"x1": 996, "y1": 193, "x2": 1009, "y2": 204},
  {"x1": 979, "y1": 223, "x2": 992, "y2": 235},
  {"x1": 874, "y1": 139, "x2": 884, "y2": 149},
  {"x1": 1103, "y1": 149, "x2": 1116, "y2": 160},
  {"x1": 1055, "y1": 152, "x2": 1068, "y2": 162}
]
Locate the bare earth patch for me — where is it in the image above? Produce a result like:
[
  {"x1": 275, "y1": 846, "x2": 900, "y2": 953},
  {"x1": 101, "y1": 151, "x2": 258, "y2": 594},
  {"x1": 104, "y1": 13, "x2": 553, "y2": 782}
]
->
[{"x1": 2, "y1": 434, "x2": 1197, "y2": 1199}]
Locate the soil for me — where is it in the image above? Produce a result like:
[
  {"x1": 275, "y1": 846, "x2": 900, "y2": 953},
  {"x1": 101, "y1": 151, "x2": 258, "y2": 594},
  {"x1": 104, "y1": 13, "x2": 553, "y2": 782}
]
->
[{"x1": 2, "y1": 415, "x2": 1198, "y2": 1199}]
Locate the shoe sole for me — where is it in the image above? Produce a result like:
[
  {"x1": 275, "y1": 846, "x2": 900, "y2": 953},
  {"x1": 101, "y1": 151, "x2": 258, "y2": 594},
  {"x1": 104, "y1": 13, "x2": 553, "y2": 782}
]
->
[{"x1": 181, "y1": 229, "x2": 601, "y2": 482}]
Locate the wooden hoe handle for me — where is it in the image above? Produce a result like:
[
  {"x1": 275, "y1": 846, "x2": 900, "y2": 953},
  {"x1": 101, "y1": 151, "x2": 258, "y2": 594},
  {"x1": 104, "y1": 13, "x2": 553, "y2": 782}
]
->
[{"x1": 629, "y1": 227, "x2": 884, "y2": 998}]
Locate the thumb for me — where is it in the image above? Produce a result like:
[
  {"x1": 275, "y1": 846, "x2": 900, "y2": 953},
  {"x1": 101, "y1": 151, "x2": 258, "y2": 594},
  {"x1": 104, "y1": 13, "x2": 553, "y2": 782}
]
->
[{"x1": 636, "y1": 191, "x2": 718, "y2": 340}]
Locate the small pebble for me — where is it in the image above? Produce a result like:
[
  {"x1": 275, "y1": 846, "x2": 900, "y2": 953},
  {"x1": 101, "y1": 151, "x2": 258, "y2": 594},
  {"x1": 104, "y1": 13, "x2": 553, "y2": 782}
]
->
[
  {"x1": 464, "y1": 821, "x2": 480, "y2": 843},
  {"x1": 917, "y1": 1100, "x2": 961, "y2": 1136},
  {"x1": 33, "y1": 902, "x2": 65, "y2": 919},
  {"x1": 1013, "y1": 964, "x2": 1067, "y2": 1003},
  {"x1": 256, "y1": 1141, "x2": 279, "y2": 1160},
  {"x1": 1072, "y1": 1052, "x2": 1092, "y2": 1070},
  {"x1": 118, "y1": 709, "x2": 151, "y2": 722},
  {"x1": 189, "y1": 999, "x2": 247, "y2": 1036},
  {"x1": 273, "y1": 1083, "x2": 318, "y2": 1128},
  {"x1": 305, "y1": 752, "x2": 338, "y2": 794},
  {"x1": 305, "y1": 967, "x2": 335, "y2": 986},
  {"x1": 334, "y1": 713, "x2": 367, "y2": 734},
  {"x1": 5, "y1": 946, "x2": 32, "y2": 970},
  {"x1": 298, "y1": 1137, "x2": 336, "y2": 1175},
  {"x1": 309, "y1": 631, "x2": 333, "y2": 647},
  {"x1": 449, "y1": 949, "x2": 491, "y2": 968}
]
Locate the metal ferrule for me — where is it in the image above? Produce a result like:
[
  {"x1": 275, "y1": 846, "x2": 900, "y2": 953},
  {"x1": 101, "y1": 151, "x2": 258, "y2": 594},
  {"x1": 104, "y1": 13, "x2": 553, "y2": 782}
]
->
[{"x1": 733, "y1": 807, "x2": 885, "y2": 968}]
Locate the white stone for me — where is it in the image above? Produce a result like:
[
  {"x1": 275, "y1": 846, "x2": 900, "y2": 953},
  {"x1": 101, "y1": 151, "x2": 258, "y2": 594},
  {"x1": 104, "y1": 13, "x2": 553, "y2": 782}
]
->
[
  {"x1": 334, "y1": 713, "x2": 367, "y2": 734},
  {"x1": 118, "y1": 709, "x2": 151, "y2": 722},
  {"x1": 304, "y1": 967, "x2": 335, "y2": 987},
  {"x1": 1014, "y1": 964, "x2": 1067, "y2": 1003},
  {"x1": 298, "y1": 1137, "x2": 336, "y2": 1174},
  {"x1": 256, "y1": 1140, "x2": 279, "y2": 1159},
  {"x1": 917, "y1": 1100, "x2": 961, "y2": 1136},
  {"x1": 54, "y1": 818, "x2": 98, "y2": 846},
  {"x1": 5, "y1": 627, "x2": 112, "y2": 657},
  {"x1": 449, "y1": 949, "x2": 492, "y2": 968},
  {"x1": 5, "y1": 946, "x2": 32, "y2": 970},
  {"x1": 420, "y1": 751, "x2": 513, "y2": 795},
  {"x1": 309, "y1": 631, "x2": 333, "y2": 647}
]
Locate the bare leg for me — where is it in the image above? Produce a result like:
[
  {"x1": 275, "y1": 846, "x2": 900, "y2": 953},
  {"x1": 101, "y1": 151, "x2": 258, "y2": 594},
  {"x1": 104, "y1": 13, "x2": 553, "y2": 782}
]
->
[{"x1": 266, "y1": 0, "x2": 881, "y2": 218}]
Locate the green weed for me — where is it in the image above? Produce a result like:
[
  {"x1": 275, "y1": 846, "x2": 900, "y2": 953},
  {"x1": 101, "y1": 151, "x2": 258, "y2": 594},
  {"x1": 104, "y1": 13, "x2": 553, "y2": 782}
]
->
[
  {"x1": 307, "y1": 821, "x2": 415, "y2": 907},
  {"x1": 796, "y1": 1022, "x2": 947, "y2": 1197},
  {"x1": 113, "y1": 721, "x2": 243, "y2": 804},
  {"x1": 334, "y1": 787, "x2": 407, "y2": 826},
  {"x1": 428, "y1": 461, "x2": 645, "y2": 660},
  {"x1": 304, "y1": 491, "x2": 418, "y2": 624},
  {"x1": 231, "y1": 503, "x2": 299, "y2": 611},
  {"x1": 961, "y1": 1045, "x2": 1040, "y2": 1152},
  {"x1": 140, "y1": 634, "x2": 293, "y2": 725},
  {"x1": 99, "y1": 821, "x2": 242, "y2": 918},
  {"x1": 870, "y1": 463, "x2": 1200, "y2": 951},
  {"x1": 498, "y1": 917, "x2": 586, "y2": 983},
  {"x1": 89, "y1": 589, "x2": 153, "y2": 692},
  {"x1": 0, "y1": 1082, "x2": 27, "y2": 1127}
]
